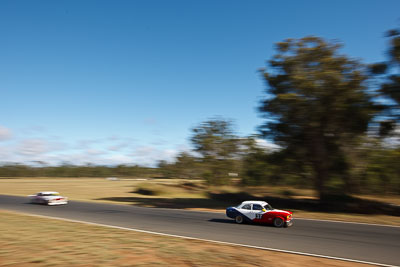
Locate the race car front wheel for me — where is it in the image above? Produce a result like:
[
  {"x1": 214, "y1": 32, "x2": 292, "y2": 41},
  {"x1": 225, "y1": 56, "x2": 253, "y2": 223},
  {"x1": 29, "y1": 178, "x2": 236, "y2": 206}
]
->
[
  {"x1": 235, "y1": 215, "x2": 244, "y2": 224},
  {"x1": 273, "y1": 217, "x2": 284, "y2": 227}
]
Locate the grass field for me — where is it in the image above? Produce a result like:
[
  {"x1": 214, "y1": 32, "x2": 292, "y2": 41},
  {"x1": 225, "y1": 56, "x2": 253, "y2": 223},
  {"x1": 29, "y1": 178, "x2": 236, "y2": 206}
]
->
[
  {"x1": 1, "y1": 177, "x2": 400, "y2": 226},
  {"x1": 0, "y1": 210, "x2": 370, "y2": 267}
]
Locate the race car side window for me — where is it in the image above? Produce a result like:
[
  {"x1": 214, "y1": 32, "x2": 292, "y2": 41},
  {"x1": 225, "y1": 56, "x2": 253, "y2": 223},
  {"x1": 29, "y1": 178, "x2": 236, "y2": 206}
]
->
[
  {"x1": 252, "y1": 204, "x2": 263, "y2": 211},
  {"x1": 264, "y1": 204, "x2": 273, "y2": 210},
  {"x1": 242, "y1": 204, "x2": 251, "y2": 210}
]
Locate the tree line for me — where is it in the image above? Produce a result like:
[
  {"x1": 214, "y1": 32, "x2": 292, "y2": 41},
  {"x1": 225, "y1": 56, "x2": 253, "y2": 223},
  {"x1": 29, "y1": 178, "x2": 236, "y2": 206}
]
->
[{"x1": 0, "y1": 164, "x2": 156, "y2": 178}]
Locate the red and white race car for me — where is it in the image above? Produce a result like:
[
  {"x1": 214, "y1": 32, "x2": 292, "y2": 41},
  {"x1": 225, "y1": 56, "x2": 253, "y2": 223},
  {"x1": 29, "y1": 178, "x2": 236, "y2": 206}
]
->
[
  {"x1": 226, "y1": 200, "x2": 293, "y2": 227},
  {"x1": 28, "y1": 191, "x2": 68, "y2": 205}
]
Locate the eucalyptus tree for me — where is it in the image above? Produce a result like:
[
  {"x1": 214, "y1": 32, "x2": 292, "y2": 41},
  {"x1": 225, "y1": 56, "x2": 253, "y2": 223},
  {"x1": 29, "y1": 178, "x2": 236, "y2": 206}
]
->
[
  {"x1": 371, "y1": 28, "x2": 400, "y2": 135},
  {"x1": 259, "y1": 37, "x2": 379, "y2": 199},
  {"x1": 191, "y1": 118, "x2": 240, "y2": 184}
]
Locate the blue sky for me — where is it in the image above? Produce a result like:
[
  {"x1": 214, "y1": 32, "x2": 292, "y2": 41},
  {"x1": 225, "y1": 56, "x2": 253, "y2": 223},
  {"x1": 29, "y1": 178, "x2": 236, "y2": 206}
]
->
[{"x1": 1, "y1": 0, "x2": 399, "y2": 166}]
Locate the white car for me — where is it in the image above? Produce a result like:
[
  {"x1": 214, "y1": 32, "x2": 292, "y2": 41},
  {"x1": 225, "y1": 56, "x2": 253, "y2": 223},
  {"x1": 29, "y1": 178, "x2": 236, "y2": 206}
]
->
[{"x1": 28, "y1": 191, "x2": 68, "y2": 205}]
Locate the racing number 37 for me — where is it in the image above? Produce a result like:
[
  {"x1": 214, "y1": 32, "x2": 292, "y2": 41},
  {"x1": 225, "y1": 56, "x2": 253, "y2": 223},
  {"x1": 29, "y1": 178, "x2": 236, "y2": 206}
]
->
[{"x1": 255, "y1": 214, "x2": 263, "y2": 219}]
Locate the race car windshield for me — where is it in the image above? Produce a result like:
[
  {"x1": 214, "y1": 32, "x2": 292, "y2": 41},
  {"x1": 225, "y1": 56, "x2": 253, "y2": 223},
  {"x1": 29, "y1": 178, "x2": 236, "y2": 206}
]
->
[{"x1": 264, "y1": 204, "x2": 273, "y2": 210}]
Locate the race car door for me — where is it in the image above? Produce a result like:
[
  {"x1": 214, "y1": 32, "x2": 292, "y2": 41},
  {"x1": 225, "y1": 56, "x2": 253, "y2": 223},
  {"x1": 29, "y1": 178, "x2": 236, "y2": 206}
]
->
[
  {"x1": 238, "y1": 203, "x2": 254, "y2": 220},
  {"x1": 252, "y1": 203, "x2": 266, "y2": 222}
]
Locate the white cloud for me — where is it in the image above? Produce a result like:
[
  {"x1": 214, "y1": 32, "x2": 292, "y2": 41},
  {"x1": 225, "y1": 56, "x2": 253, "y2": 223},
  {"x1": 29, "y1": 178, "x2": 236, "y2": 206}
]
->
[
  {"x1": 108, "y1": 141, "x2": 131, "y2": 151},
  {"x1": 86, "y1": 149, "x2": 104, "y2": 156},
  {"x1": 0, "y1": 126, "x2": 12, "y2": 141},
  {"x1": 106, "y1": 154, "x2": 133, "y2": 165},
  {"x1": 0, "y1": 126, "x2": 184, "y2": 166},
  {"x1": 108, "y1": 135, "x2": 121, "y2": 141},
  {"x1": 131, "y1": 146, "x2": 179, "y2": 166},
  {"x1": 255, "y1": 138, "x2": 280, "y2": 150},
  {"x1": 76, "y1": 139, "x2": 101, "y2": 149},
  {"x1": 0, "y1": 145, "x2": 12, "y2": 160},
  {"x1": 134, "y1": 146, "x2": 155, "y2": 156},
  {"x1": 18, "y1": 139, "x2": 50, "y2": 155}
]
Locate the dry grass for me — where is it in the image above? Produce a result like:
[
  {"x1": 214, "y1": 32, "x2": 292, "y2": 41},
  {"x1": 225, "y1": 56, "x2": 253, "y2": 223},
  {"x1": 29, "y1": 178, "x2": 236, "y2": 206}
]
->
[
  {"x1": 0, "y1": 177, "x2": 205, "y2": 203},
  {"x1": 0, "y1": 210, "x2": 370, "y2": 267},
  {"x1": 1, "y1": 177, "x2": 400, "y2": 226}
]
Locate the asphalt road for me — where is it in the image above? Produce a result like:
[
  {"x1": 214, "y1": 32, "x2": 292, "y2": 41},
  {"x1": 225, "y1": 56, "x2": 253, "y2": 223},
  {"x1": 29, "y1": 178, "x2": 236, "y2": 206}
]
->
[{"x1": 1, "y1": 195, "x2": 399, "y2": 266}]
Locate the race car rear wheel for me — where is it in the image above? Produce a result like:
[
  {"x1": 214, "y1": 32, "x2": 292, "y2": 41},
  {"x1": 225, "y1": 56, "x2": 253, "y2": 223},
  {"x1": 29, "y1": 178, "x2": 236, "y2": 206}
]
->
[
  {"x1": 235, "y1": 215, "x2": 244, "y2": 224},
  {"x1": 273, "y1": 217, "x2": 284, "y2": 228}
]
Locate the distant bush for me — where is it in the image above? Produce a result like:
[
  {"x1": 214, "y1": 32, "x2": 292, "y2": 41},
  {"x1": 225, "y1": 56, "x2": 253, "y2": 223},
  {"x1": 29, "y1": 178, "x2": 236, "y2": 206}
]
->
[
  {"x1": 134, "y1": 183, "x2": 165, "y2": 196},
  {"x1": 279, "y1": 189, "x2": 295, "y2": 197}
]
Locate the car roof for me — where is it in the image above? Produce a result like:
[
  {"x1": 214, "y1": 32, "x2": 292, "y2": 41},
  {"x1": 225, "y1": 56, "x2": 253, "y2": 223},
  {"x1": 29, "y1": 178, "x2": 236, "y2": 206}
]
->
[
  {"x1": 38, "y1": 191, "x2": 59, "y2": 194},
  {"x1": 241, "y1": 200, "x2": 268, "y2": 206}
]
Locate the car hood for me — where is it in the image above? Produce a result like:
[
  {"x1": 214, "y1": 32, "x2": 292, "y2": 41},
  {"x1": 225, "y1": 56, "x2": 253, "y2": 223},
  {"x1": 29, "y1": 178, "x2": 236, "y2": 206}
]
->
[{"x1": 269, "y1": 209, "x2": 292, "y2": 215}]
